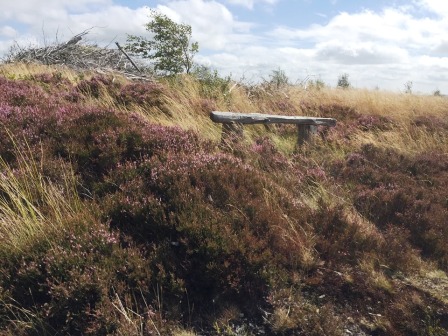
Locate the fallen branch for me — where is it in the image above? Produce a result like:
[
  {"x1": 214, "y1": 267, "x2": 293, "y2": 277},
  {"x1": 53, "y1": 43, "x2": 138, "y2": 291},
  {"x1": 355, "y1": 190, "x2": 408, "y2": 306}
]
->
[{"x1": 115, "y1": 42, "x2": 141, "y2": 73}]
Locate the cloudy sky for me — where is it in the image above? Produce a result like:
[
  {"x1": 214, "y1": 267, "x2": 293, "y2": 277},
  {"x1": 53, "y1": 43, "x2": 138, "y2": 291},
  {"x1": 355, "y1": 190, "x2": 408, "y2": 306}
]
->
[{"x1": 0, "y1": 0, "x2": 447, "y2": 93}]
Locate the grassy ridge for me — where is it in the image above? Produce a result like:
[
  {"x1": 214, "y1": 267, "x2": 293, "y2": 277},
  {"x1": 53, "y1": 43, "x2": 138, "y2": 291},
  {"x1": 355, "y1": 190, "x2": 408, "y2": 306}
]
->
[{"x1": 0, "y1": 63, "x2": 447, "y2": 335}]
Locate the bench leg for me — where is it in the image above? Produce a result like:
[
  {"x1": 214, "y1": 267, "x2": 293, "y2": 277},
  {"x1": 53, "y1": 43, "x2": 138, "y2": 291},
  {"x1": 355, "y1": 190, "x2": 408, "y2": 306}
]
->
[{"x1": 297, "y1": 125, "x2": 316, "y2": 147}]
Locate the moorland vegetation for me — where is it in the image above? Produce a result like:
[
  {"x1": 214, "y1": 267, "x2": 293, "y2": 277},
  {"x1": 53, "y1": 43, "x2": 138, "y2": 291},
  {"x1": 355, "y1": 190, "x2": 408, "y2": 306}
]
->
[{"x1": 0, "y1": 60, "x2": 447, "y2": 335}]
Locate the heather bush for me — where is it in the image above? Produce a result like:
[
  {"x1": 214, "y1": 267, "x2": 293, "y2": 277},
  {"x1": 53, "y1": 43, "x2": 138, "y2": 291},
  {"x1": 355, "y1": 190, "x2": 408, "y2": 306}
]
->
[
  {"x1": 267, "y1": 289, "x2": 344, "y2": 335},
  {"x1": 0, "y1": 211, "x2": 170, "y2": 335},
  {"x1": 1, "y1": 67, "x2": 447, "y2": 335},
  {"x1": 251, "y1": 136, "x2": 292, "y2": 172},
  {"x1": 46, "y1": 107, "x2": 205, "y2": 193},
  {"x1": 116, "y1": 81, "x2": 166, "y2": 108},
  {"x1": 100, "y1": 149, "x2": 326, "y2": 321},
  {"x1": 357, "y1": 114, "x2": 394, "y2": 131},
  {"x1": 0, "y1": 76, "x2": 48, "y2": 107},
  {"x1": 412, "y1": 115, "x2": 448, "y2": 132},
  {"x1": 312, "y1": 204, "x2": 382, "y2": 267},
  {"x1": 331, "y1": 144, "x2": 448, "y2": 271},
  {"x1": 103, "y1": 153, "x2": 272, "y2": 307},
  {"x1": 386, "y1": 290, "x2": 448, "y2": 335},
  {"x1": 196, "y1": 98, "x2": 217, "y2": 114},
  {"x1": 29, "y1": 72, "x2": 73, "y2": 94},
  {"x1": 75, "y1": 75, "x2": 120, "y2": 99}
]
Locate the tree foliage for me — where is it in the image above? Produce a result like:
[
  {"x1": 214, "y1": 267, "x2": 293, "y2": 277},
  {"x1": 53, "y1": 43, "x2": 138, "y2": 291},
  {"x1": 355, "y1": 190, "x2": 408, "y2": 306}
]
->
[
  {"x1": 404, "y1": 80, "x2": 413, "y2": 94},
  {"x1": 269, "y1": 68, "x2": 289, "y2": 89},
  {"x1": 125, "y1": 11, "x2": 198, "y2": 75},
  {"x1": 337, "y1": 73, "x2": 351, "y2": 89}
]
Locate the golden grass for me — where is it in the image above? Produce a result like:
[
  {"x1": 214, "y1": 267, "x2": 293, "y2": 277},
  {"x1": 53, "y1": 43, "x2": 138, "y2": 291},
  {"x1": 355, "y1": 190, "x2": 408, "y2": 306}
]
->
[
  {"x1": 0, "y1": 62, "x2": 80, "y2": 82},
  {"x1": 0, "y1": 136, "x2": 83, "y2": 252},
  {"x1": 155, "y1": 80, "x2": 448, "y2": 158},
  {"x1": 352, "y1": 127, "x2": 448, "y2": 154}
]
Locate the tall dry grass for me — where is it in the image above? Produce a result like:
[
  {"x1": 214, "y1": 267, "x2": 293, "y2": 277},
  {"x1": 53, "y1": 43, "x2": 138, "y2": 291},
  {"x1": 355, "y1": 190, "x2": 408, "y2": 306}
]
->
[
  {"x1": 0, "y1": 62, "x2": 80, "y2": 83},
  {"x1": 0, "y1": 136, "x2": 83, "y2": 253}
]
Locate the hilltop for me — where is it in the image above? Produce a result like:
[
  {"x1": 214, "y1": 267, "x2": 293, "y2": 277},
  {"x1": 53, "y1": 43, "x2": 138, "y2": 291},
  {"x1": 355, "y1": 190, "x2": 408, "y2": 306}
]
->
[{"x1": 0, "y1": 62, "x2": 447, "y2": 335}]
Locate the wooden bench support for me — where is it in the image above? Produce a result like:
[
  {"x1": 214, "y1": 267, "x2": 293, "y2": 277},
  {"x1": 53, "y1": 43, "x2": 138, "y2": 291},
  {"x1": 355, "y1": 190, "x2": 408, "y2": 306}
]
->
[
  {"x1": 210, "y1": 111, "x2": 336, "y2": 147},
  {"x1": 298, "y1": 124, "x2": 311, "y2": 147}
]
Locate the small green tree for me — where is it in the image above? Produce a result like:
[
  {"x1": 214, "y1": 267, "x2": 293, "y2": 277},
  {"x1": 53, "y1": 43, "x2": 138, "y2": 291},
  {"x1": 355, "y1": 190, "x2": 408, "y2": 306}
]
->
[
  {"x1": 125, "y1": 10, "x2": 199, "y2": 75},
  {"x1": 308, "y1": 78, "x2": 325, "y2": 90},
  {"x1": 269, "y1": 68, "x2": 289, "y2": 89},
  {"x1": 337, "y1": 73, "x2": 351, "y2": 89},
  {"x1": 192, "y1": 65, "x2": 231, "y2": 98},
  {"x1": 404, "y1": 81, "x2": 413, "y2": 94}
]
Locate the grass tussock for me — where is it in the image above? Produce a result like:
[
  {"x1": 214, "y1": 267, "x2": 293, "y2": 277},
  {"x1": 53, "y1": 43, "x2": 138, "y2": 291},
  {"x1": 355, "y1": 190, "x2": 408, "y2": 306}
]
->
[
  {"x1": 0, "y1": 61, "x2": 447, "y2": 335},
  {"x1": 0, "y1": 136, "x2": 82, "y2": 253}
]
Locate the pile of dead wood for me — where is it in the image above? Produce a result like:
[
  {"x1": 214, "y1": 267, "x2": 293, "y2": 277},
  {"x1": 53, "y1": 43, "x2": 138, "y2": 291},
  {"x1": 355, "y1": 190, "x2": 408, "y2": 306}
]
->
[{"x1": 4, "y1": 31, "x2": 151, "y2": 80}]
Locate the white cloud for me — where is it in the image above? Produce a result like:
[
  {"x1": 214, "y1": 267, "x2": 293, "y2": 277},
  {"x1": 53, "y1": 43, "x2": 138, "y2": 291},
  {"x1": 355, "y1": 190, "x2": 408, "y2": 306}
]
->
[
  {"x1": 269, "y1": 8, "x2": 442, "y2": 48},
  {"x1": 225, "y1": 0, "x2": 278, "y2": 10},
  {"x1": 65, "y1": 6, "x2": 151, "y2": 41},
  {"x1": 0, "y1": 0, "x2": 112, "y2": 22},
  {"x1": 0, "y1": 26, "x2": 18, "y2": 38},
  {"x1": 431, "y1": 41, "x2": 448, "y2": 55},
  {"x1": 254, "y1": 5, "x2": 447, "y2": 92},
  {"x1": 315, "y1": 41, "x2": 409, "y2": 65},
  {"x1": 0, "y1": 3, "x2": 151, "y2": 50},
  {"x1": 0, "y1": 0, "x2": 446, "y2": 93},
  {"x1": 416, "y1": 0, "x2": 448, "y2": 16},
  {"x1": 157, "y1": 0, "x2": 255, "y2": 50}
]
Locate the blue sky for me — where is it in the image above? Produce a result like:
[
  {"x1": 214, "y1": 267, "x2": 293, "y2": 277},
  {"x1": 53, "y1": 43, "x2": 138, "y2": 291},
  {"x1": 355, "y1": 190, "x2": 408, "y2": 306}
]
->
[{"x1": 0, "y1": 0, "x2": 447, "y2": 93}]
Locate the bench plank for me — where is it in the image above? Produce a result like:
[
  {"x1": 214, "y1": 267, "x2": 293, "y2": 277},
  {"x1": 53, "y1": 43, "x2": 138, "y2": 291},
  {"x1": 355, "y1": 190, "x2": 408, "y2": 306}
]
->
[{"x1": 210, "y1": 111, "x2": 336, "y2": 127}]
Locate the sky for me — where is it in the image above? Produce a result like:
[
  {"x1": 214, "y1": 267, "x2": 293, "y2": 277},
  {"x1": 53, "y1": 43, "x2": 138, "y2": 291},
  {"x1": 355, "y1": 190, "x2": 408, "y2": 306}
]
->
[{"x1": 0, "y1": 0, "x2": 447, "y2": 93}]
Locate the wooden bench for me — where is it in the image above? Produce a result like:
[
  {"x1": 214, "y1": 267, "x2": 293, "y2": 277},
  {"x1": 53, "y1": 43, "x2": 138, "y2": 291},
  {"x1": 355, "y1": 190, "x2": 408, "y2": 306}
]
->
[{"x1": 210, "y1": 111, "x2": 337, "y2": 146}]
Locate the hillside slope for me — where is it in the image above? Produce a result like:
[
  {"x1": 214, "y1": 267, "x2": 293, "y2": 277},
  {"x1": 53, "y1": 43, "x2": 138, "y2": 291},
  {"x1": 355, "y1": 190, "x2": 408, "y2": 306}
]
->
[{"x1": 0, "y1": 63, "x2": 447, "y2": 335}]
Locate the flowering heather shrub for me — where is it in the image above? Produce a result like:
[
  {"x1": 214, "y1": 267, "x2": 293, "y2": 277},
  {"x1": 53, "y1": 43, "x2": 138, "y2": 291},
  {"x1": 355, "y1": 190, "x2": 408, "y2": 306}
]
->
[
  {"x1": 0, "y1": 77, "x2": 79, "y2": 157},
  {"x1": 141, "y1": 123, "x2": 206, "y2": 155},
  {"x1": 197, "y1": 98, "x2": 217, "y2": 114},
  {"x1": 381, "y1": 226, "x2": 421, "y2": 272},
  {"x1": 312, "y1": 204, "x2": 382, "y2": 266},
  {"x1": 0, "y1": 73, "x2": 84, "y2": 110},
  {"x1": 251, "y1": 136, "x2": 292, "y2": 172},
  {"x1": 101, "y1": 149, "x2": 322, "y2": 316},
  {"x1": 416, "y1": 151, "x2": 448, "y2": 172},
  {"x1": 0, "y1": 218, "x2": 157, "y2": 335},
  {"x1": 357, "y1": 114, "x2": 394, "y2": 131},
  {"x1": 274, "y1": 98, "x2": 296, "y2": 114},
  {"x1": 31, "y1": 72, "x2": 66, "y2": 84},
  {"x1": 331, "y1": 144, "x2": 448, "y2": 270},
  {"x1": 0, "y1": 76, "x2": 50, "y2": 107},
  {"x1": 1, "y1": 71, "x2": 448, "y2": 334},
  {"x1": 30, "y1": 72, "x2": 73, "y2": 93},
  {"x1": 412, "y1": 115, "x2": 448, "y2": 132},
  {"x1": 320, "y1": 112, "x2": 394, "y2": 145},
  {"x1": 75, "y1": 75, "x2": 120, "y2": 99},
  {"x1": 116, "y1": 81, "x2": 165, "y2": 107},
  {"x1": 45, "y1": 106, "x2": 205, "y2": 192}
]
